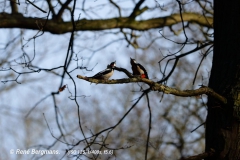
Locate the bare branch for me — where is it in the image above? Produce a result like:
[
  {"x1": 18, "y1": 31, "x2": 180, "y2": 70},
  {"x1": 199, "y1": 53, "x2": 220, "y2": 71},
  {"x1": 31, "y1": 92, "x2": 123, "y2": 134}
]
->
[
  {"x1": 129, "y1": 0, "x2": 146, "y2": 18},
  {"x1": 46, "y1": 0, "x2": 56, "y2": 16},
  {"x1": 114, "y1": 67, "x2": 134, "y2": 78},
  {"x1": 10, "y1": 0, "x2": 19, "y2": 14},
  {"x1": 145, "y1": 93, "x2": 152, "y2": 160},
  {"x1": 56, "y1": 0, "x2": 72, "y2": 20},
  {"x1": 0, "y1": 12, "x2": 213, "y2": 34},
  {"x1": 26, "y1": 0, "x2": 47, "y2": 13},
  {"x1": 76, "y1": 75, "x2": 227, "y2": 104},
  {"x1": 109, "y1": 0, "x2": 122, "y2": 17},
  {"x1": 158, "y1": 42, "x2": 212, "y2": 83},
  {"x1": 180, "y1": 149, "x2": 215, "y2": 160}
]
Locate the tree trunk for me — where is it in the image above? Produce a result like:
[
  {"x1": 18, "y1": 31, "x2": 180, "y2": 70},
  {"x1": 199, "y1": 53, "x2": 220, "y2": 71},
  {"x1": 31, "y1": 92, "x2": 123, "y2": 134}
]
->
[{"x1": 205, "y1": 0, "x2": 240, "y2": 159}]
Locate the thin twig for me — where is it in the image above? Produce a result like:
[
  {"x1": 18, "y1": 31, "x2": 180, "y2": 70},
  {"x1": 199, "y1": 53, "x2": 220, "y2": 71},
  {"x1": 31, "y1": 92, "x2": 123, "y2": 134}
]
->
[
  {"x1": 26, "y1": 0, "x2": 47, "y2": 13},
  {"x1": 145, "y1": 93, "x2": 152, "y2": 160}
]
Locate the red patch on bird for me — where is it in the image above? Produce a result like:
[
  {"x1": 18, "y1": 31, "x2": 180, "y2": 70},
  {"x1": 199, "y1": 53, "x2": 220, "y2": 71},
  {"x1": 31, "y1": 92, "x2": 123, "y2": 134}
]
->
[{"x1": 141, "y1": 74, "x2": 146, "y2": 78}]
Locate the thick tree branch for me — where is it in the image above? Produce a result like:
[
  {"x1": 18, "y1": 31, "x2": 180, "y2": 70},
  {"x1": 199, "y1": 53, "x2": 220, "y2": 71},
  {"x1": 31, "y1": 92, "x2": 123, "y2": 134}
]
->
[
  {"x1": 76, "y1": 75, "x2": 227, "y2": 104},
  {"x1": 0, "y1": 12, "x2": 213, "y2": 34}
]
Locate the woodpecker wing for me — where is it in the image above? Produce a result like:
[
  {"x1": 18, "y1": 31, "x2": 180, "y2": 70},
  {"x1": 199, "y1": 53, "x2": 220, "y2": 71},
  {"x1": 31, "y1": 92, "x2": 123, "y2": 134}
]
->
[
  {"x1": 88, "y1": 61, "x2": 116, "y2": 80},
  {"x1": 137, "y1": 63, "x2": 149, "y2": 79},
  {"x1": 90, "y1": 68, "x2": 113, "y2": 79},
  {"x1": 130, "y1": 58, "x2": 139, "y2": 75},
  {"x1": 131, "y1": 65, "x2": 139, "y2": 75},
  {"x1": 130, "y1": 58, "x2": 149, "y2": 79}
]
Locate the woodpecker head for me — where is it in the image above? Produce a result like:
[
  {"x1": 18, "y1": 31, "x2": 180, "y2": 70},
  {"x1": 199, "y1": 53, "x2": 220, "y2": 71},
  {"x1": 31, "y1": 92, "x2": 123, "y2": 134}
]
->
[
  {"x1": 107, "y1": 61, "x2": 116, "y2": 69},
  {"x1": 130, "y1": 58, "x2": 137, "y2": 64}
]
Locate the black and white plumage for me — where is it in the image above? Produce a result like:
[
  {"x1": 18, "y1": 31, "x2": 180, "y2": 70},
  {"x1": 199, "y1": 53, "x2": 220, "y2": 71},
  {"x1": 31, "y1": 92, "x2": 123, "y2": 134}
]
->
[
  {"x1": 130, "y1": 58, "x2": 149, "y2": 79},
  {"x1": 87, "y1": 61, "x2": 116, "y2": 80}
]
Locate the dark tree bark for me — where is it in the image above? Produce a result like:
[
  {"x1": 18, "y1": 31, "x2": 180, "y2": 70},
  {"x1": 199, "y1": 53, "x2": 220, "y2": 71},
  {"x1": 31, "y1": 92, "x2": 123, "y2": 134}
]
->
[{"x1": 206, "y1": 0, "x2": 240, "y2": 159}]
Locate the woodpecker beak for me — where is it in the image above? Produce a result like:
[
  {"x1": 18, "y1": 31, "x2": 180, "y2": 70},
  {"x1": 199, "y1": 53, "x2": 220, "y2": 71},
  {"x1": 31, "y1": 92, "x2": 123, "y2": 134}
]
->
[
  {"x1": 110, "y1": 61, "x2": 116, "y2": 67},
  {"x1": 130, "y1": 58, "x2": 136, "y2": 63}
]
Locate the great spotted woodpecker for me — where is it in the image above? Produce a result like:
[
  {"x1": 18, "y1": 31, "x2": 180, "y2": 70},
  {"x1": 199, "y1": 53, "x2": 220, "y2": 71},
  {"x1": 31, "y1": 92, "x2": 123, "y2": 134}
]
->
[
  {"x1": 130, "y1": 58, "x2": 149, "y2": 79},
  {"x1": 87, "y1": 61, "x2": 116, "y2": 80}
]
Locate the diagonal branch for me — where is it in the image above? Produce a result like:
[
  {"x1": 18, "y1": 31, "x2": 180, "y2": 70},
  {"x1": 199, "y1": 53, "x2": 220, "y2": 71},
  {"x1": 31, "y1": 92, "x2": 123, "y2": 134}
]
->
[
  {"x1": 114, "y1": 67, "x2": 134, "y2": 78},
  {"x1": 109, "y1": 0, "x2": 122, "y2": 17},
  {"x1": 76, "y1": 75, "x2": 227, "y2": 104},
  {"x1": 26, "y1": 0, "x2": 47, "y2": 13},
  {"x1": 56, "y1": 0, "x2": 72, "y2": 20},
  {"x1": 46, "y1": 0, "x2": 56, "y2": 15},
  {"x1": 129, "y1": 0, "x2": 146, "y2": 18}
]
